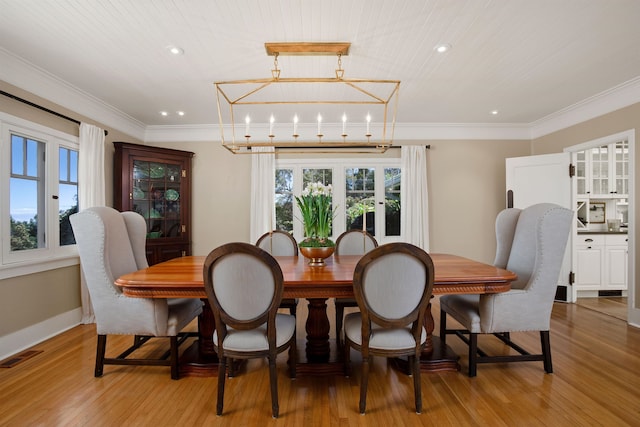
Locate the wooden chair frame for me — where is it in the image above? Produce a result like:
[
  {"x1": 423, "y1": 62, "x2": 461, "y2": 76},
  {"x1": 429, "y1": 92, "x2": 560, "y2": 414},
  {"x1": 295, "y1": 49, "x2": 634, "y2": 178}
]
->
[
  {"x1": 333, "y1": 230, "x2": 378, "y2": 346},
  {"x1": 203, "y1": 242, "x2": 296, "y2": 418},
  {"x1": 256, "y1": 230, "x2": 299, "y2": 316},
  {"x1": 343, "y1": 243, "x2": 434, "y2": 414}
]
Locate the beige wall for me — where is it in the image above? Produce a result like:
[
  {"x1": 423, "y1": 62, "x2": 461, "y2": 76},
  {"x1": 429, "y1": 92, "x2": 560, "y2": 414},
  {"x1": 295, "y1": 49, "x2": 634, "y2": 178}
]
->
[{"x1": 532, "y1": 103, "x2": 640, "y2": 310}]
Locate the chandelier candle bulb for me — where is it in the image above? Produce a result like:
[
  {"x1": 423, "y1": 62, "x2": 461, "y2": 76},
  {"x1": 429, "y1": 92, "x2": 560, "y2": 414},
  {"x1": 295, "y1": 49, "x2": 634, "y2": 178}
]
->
[
  {"x1": 366, "y1": 113, "x2": 371, "y2": 136},
  {"x1": 293, "y1": 114, "x2": 299, "y2": 136},
  {"x1": 342, "y1": 113, "x2": 347, "y2": 136},
  {"x1": 269, "y1": 115, "x2": 275, "y2": 137},
  {"x1": 317, "y1": 114, "x2": 323, "y2": 136}
]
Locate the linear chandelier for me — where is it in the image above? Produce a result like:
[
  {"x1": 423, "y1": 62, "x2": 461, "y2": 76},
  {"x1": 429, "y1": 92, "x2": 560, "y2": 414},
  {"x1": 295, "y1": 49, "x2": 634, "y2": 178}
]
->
[{"x1": 214, "y1": 42, "x2": 400, "y2": 154}]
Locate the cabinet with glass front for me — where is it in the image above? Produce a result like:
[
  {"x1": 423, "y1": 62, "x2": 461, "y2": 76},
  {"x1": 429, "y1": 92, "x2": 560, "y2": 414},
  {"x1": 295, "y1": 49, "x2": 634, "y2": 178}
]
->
[
  {"x1": 576, "y1": 140, "x2": 629, "y2": 198},
  {"x1": 113, "y1": 142, "x2": 193, "y2": 265}
]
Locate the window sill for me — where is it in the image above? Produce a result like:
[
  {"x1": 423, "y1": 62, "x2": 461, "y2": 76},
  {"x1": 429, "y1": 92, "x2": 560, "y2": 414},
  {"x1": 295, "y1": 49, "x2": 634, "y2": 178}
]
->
[{"x1": 0, "y1": 255, "x2": 80, "y2": 280}]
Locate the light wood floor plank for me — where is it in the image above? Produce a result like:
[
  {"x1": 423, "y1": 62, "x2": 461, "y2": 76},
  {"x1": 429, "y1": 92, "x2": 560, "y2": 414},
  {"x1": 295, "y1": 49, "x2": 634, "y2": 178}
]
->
[{"x1": 1, "y1": 298, "x2": 640, "y2": 426}]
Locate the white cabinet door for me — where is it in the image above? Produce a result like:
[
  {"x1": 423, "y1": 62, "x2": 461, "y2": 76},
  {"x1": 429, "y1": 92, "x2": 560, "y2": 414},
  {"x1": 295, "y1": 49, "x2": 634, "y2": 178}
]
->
[
  {"x1": 605, "y1": 247, "x2": 628, "y2": 290},
  {"x1": 604, "y1": 234, "x2": 629, "y2": 290},
  {"x1": 575, "y1": 234, "x2": 604, "y2": 292},
  {"x1": 575, "y1": 244, "x2": 603, "y2": 290}
]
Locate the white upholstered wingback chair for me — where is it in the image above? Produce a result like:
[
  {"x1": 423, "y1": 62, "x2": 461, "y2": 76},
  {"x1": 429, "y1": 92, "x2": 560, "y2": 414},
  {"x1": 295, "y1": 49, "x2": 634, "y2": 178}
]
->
[
  {"x1": 203, "y1": 242, "x2": 296, "y2": 418},
  {"x1": 343, "y1": 243, "x2": 434, "y2": 414},
  {"x1": 439, "y1": 203, "x2": 572, "y2": 377},
  {"x1": 333, "y1": 230, "x2": 378, "y2": 346},
  {"x1": 70, "y1": 207, "x2": 203, "y2": 379},
  {"x1": 256, "y1": 230, "x2": 299, "y2": 316}
]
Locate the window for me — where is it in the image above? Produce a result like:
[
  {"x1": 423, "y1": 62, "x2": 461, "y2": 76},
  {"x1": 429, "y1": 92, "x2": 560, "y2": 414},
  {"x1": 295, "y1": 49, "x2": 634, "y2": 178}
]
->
[
  {"x1": 276, "y1": 158, "x2": 402, "y2": 244},
  {"x1": 1, "y1": 112, "x2": 79, "y2": 274}
]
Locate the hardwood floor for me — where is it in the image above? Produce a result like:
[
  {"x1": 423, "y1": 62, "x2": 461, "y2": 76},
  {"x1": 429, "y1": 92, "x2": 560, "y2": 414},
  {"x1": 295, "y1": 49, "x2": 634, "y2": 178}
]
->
[
  {"x1": 576, "y1": 297, "x2": 627, "y2": 321},
  {"x1": 2, "y1": 298, "x2": 640, "y2": 426}
]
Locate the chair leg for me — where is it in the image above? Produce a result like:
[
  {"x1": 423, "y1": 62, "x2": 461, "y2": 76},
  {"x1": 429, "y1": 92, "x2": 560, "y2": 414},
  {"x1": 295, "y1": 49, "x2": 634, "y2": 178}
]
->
[
  {"x1": 359, "y1": 355, "x2": 371, "y2": 414},
  {"x1": 288, "y1": 336, "x2": 297, "y2": 379},
  {"x1": 468, "y1": 333, "x2": 478, "y2": 377},
  {"x1": 335, "y1": 305, "x2": 344, "y2": 347},
  {"x1": 269, "y1": 354, "x2": 279, "y2": 418},
  {"x1": 439, "y1": 309, "x2": 447, "y2": 346},
  {"x1": 95, "y1": 335, "x2": 107, "y2": 377},
  {"x1": 540, "y1": 331, "x2": 553, "y2": 373},
  {"x1": 170, "y1": 336, "x2": 179, "y2": 380},
  {"x1": 343, "y1": 340, "x2": 351, "y2": 377},
  {"x1": 412, "y1": 354, "x2": 422, "y2": 414},
  {"x1": 216, "y1": 356, "x2": 226, "y2": 415}
]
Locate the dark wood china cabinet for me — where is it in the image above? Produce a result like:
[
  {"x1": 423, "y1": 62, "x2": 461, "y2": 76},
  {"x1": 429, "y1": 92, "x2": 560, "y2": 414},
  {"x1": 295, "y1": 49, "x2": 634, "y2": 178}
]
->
[{"x1": 113, "y1": 142, "x2": 193, "y2": 265}]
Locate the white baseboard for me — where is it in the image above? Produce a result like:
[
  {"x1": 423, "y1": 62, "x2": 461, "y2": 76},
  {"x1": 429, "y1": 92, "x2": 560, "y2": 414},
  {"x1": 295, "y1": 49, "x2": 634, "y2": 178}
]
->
[{"x1": 0, "y1": 308, "x2": 83, "y2": 361}]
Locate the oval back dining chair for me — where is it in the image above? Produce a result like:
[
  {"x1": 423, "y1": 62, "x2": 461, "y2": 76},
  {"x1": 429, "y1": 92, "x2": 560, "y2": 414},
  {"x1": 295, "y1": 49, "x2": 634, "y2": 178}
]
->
[
  {"x1": 334, "y1": 230, "x2": 378, "y2": 345},
  {"x1": 256, "y1": 230, "x2": 299, "y2": 316},
  {"x1": 439, "y1": 203, "x2": 573, "y2": 377},
  {"x1": 343, "y1": 243, "x2": 434, "y2": 414},
  {"x1": 70, "y1": 207, "x2": 203, "y2": 379},
  {"x1": 203, "y1": 242, "x2": 296, "y2": 418}
]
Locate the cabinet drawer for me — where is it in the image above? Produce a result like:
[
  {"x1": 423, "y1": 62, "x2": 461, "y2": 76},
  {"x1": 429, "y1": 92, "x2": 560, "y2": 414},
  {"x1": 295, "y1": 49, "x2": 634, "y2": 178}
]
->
[
  {"x1": 605, "y1": 234, "x2": 628, "y2": 246},
  {"x1": 576, "y1": 235, "x2": 605, "y2": 246}
]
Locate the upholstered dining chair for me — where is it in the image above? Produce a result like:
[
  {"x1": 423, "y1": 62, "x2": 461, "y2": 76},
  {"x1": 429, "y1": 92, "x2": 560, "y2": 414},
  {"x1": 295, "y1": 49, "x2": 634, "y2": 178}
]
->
[
  {"x1": 203, "y1": 242, "x2": 296, "y2": 418},
  {"x1": 334, "y1": 230, "x2": 378, "y2": 346},
  {"x1": 70, "y1": 207, "x2": 203, "y2": 380},
  {"x1": 343, "y1": 243, "x2": 434, "y2": 414},
  {"x1": 440, "y1": 203, "x2": 572, "y2": 377},
  {"x1": 255, "y1": 230, "x2": 299, "y2": 316}
]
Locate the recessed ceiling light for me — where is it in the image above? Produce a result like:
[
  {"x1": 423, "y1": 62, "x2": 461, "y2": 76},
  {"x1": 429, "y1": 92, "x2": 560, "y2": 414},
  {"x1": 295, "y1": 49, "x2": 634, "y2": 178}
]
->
[
  {"x1": 160, "y1": 111, "x2": 169, "y2": 116},
  {"x1": 491, "y1": 110, "x2": 499, "y2": 115},
  {"x1": 434, "y1": 44, "x2": 451, "y2": 53},
  {"x1": 166, "y1": 45, "x2": 184, "y2": 55},
  {"x1": 176, "y1": 111, "x2": 185, "y2": 116}
]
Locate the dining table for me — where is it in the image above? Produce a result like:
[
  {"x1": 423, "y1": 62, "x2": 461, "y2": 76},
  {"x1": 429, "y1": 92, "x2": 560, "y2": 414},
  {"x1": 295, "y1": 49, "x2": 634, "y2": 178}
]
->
[{"x1": 115, "y1": 253, "x2": 516, "y2": 376}]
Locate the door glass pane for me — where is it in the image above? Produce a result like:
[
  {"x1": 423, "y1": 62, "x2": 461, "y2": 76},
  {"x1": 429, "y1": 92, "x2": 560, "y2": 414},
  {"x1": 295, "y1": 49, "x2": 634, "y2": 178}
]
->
[
  {"x1": 345, "y1": 167, "x2": 375, "y2": 235},
  {"x1": 275, "y1": 169, "x2": 293, "y2": 232},
  {"x1": 384, "y1": 168, "x2": 401, "y2": 236}
]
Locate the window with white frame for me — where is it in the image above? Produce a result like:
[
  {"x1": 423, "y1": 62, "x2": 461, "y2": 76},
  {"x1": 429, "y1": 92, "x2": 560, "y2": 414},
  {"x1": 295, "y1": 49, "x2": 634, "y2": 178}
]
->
[
  {"x1": 275, "y1": 158, "x2": 402, "y2": 244},
  {"x1": 1, "y1": 113, "x2": 79, "y2": 270}
]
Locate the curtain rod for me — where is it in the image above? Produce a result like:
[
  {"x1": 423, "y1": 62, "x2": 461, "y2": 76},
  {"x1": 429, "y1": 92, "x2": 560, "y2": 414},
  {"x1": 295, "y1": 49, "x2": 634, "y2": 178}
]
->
[
  {"x1": 272, "y1": 144, "x2": 430, "y2": 150},
  {"x1": 0, "y1": 90, "x2": 108, "y2": 136}
]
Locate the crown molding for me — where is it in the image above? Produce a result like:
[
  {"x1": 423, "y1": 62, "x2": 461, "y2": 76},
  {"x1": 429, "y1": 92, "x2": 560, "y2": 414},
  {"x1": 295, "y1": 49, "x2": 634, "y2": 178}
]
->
[
  {"x1": 530, "y1": 76, "x2": 640, "y2": 139},
  {"x1": 0, "y1": 48, "x2": 146, "y2": 140}
]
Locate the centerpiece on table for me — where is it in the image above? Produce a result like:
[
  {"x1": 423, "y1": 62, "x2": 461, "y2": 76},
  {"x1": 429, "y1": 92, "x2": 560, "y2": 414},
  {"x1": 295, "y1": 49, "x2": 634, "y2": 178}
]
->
[{"x1": 296, "y1": 181, "x2": 336, "y2": 266}]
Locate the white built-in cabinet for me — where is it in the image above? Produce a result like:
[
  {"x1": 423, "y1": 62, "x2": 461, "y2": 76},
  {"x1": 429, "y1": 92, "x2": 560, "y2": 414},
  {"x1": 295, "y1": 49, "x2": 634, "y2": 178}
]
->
[{"x1": 575, "y1": 233, "x2": 628, "y2": 294}]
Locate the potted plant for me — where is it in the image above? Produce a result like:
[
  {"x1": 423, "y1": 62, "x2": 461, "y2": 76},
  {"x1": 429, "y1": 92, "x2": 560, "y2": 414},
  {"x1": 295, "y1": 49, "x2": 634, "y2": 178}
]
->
[{"x1": 295, "y1": 181, "x2": 336, "y2": 265}]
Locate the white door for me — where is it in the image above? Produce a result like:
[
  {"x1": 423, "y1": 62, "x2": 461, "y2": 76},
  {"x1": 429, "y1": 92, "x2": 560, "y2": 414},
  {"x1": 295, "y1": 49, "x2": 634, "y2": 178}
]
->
[{"x1": 506, "y1": 153, "x2": 573, "y2": 302}]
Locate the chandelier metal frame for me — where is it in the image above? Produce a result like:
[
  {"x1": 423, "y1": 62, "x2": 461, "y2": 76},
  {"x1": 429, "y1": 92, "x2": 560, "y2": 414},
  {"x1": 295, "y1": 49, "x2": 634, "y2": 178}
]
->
[{"x1": 214, "y1": 42, "x2": 400, "y2": 154}]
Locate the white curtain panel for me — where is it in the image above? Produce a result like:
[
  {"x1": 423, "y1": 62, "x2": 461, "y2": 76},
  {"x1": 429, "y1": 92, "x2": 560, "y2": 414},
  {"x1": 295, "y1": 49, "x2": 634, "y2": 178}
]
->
[
  {"x1": 78, "y1": 123, "x2": 106, "y2": 323},
  {"x1": 400, "y1": 145, "x2": 430, "y2": 251},
  {"x1": 250, "y1": 147, "x2": 275, "y2": 243}
]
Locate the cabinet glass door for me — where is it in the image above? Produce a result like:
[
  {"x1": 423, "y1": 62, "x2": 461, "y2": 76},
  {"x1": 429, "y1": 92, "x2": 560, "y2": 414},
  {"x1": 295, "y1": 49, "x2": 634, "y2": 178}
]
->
[
  {"x1": 575, "y1": 150, "x2": 587, "y2": 196},
  {"x1": 614, "y1": 140, "x2": 629, "y2": 196},
  {"x1": 590, "y1": 145, "x2": 609, "y2": 196},
  {"x1": 131, "y1": 160, "x2": 182, "y2": 239}
]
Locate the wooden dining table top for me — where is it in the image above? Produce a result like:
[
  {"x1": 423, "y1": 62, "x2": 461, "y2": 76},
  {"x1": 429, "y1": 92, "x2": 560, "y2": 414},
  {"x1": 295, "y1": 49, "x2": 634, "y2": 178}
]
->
[{"x1": 115, "y1": 253, "x2": 516, "y2": 299}]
